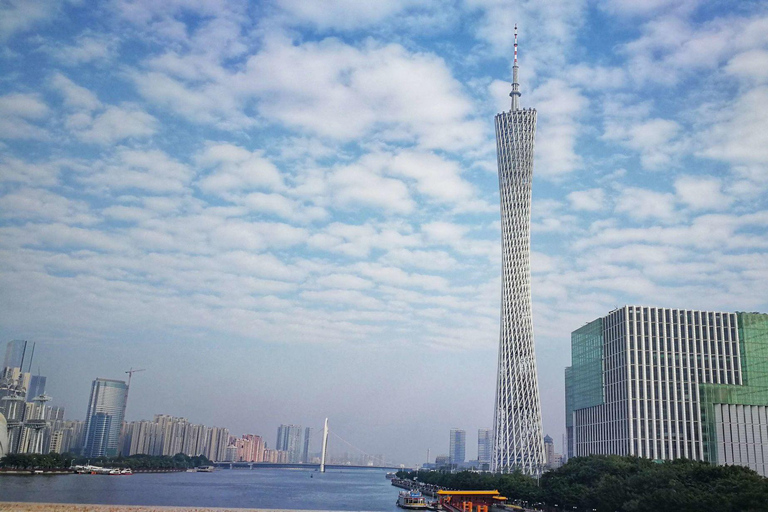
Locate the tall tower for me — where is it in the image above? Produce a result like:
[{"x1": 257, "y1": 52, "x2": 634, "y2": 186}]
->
[{"x1": 492, "y1": 25, "x2": 545, "y2": 475}]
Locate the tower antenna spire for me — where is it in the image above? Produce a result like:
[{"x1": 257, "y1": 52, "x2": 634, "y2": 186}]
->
[{"x1": 510, "y1": 24, "x2": 521, "y2": 111}]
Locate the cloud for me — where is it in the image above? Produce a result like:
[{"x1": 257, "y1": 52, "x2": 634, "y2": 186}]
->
[
  {"x1": 568, "y1": 188, "x2": 606, "y2": 212},
  {"x1": 77, "y1": 148, "x2": 193, "y2": 194},
  {"x1": 241, "y1": 36, "x2": 484, "y2": 150},
  {"x1": 725, "y1": 50, "x2": 768, "y2": 83},
  {"x1": 528, "y1": 79, "x2": 588, "y2": 177},
  {"x1": 602, "y1": 97, "x2": 682, "y2": 170},
  {"x1": 697, "y1": 87, "x2": 768, "y2": 166},
  {"x1": 328, "y1": 157, "x2": 415, "y2": 214},
  {"x1": 614, "y1": 186, "x2": 677, "y2": 222},
  {"x1": 73, "y1": 104, "x2": 158, "y2": 144},
  {"x1": 241, "y1": 192, "x2": 327, "y2": 223},
  {"x1": 273, "y1": 0, "x2": 419, "y2": 30},
  {"x1": 0, "y1": 0, "x2": 62, "y2": 41},
  {"x1": 196, "y1": 144, "x2": 284, "y2": 194},
  {"x1": 0, "y1": 156, "x2": 60, "y2": 186},
  {"x1": 48, "y1": 32, "x2": 118, "y2": 65},
  {"x1": 674, "y1": 175, "x2": 733, "y2": 211},
  {"x1": 50, "y1": 73, "x2": 101, "y2": 110},
  {"x1": 0, "y1": 93, "x2": 49, "y2": 140},
  {"x1": 0, "y1": 188, "x2": 95, "y2": 224}
]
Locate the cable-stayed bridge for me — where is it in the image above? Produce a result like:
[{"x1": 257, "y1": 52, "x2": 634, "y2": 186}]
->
[{"x1": 214, "y1": 419, "x2": 410, "y2": 470}]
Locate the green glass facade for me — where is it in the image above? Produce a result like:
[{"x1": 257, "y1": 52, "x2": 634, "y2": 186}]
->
[
  {"x1": 564, "y1": 318, "x2": 604, "y2": 457},
  {"x1": 700, "y1": 312, "x2": 768, "y2": 464}
]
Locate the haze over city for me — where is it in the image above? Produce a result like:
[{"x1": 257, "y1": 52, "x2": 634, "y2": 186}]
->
[{"x1": 1, "y1": 0, "x2": 766, "y2": 466}]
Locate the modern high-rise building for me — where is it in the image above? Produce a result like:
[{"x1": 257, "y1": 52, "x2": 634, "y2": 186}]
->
[
  {"x1": 81, "y1": 378, "x2": 128, "y2": 458},
  {"x1": 0, "y1": 413, "x2": 8, "y2": 459},
  {"x1": 276, "y1": 424, "x2": 303, "y2": 463},
  {"x1": 449, "y1": 428, "x2": 466, "y2": 464},
  {"x1": 3, "y1": 340, "x2": 34, "y2": 371},
  {"x1": 492, "y1": 26, "x2": 545, "y2": 475},
  {"x1": 566, "y1": 307, "x2": 768, "y2": 476},
  {"x1": 543, "y1": 435, "x2": 555, "y2": 469},
  {"x1": 477, "y1": 429, "x2": 492, "y2": 468},
  {"x1": 302, "y1": 427, "x2": 313, "y2": 463},
  {"x1": 26, "y1": 375, "x2": 46, "y2": 402}
]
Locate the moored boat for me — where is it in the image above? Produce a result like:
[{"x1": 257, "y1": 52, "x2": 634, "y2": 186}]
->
[{"x1": 397, "y1": 490, "x2": 428, "y2": 509}]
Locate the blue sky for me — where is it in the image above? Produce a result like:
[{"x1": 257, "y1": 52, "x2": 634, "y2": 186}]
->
[{"x1": 1, "y1": 0, "x2": 767, "y2": 465}]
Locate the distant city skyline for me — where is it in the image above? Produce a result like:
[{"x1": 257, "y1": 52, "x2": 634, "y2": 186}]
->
[{"x1": 1, "y1": 1, "x2": 767, "y2": 466}]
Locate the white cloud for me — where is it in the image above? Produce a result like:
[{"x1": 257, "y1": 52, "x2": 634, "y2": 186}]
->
[
  {"x1": 196, "y1": 144, "x2": 284, "y2": 194},
  {"x1": 328, "y1": 158, "x2": 414, "y2": 214},
  {"x1": 568, "y1": 188, "x2": 606, "y2": 212},
  {"x1": 0, "y1": 0, "x2": 62, "y2": 41},
  {"x1": 614, "y1": 187, "x2": 677, "y2": 222},
  {"x1": 725, "y1": 50, "x2": 768, "y2": 83},
  {"x1": 49, "y1": 32, "x2": 117, "y2": 65},
  {"x1": 50, "y1": 73, "x2": 101, "y2": 111},
  {"x1": 698, "y1": 87, "x2": 768, "y2": 166},
  {"x1": 315, "y1": 273, "x2": 374, "y2": 290},
  {"x1": 241, "y1": 192, "x2": 326, "y2": 223},
  {"x1": 0, "y1": 156, "x2": 60, "y2": 186},
  {"x1": 74, "y1": 104, "x2": 158, "y2": 144},
  {"x1": 0, "y1": 93, "x2": 49, "y2": 140},
  {"x1": 274, "y1": 0, "x2": 419, "y2": 30},
  {"x1": 0, "y1": 188, "x2": 95, "y2": 224},
  {"x1": 603, "y1": 96, "x2": 682, "y2": 170},
  {"x1": 674, "y1": 175, "x2": 733, "y2": 211},
  {"x1": 78, "y1": 148, "x2": 193, "y2": 194},
  {"x1": 528, "y1": 79, "x2": 588, "y2": 177}
]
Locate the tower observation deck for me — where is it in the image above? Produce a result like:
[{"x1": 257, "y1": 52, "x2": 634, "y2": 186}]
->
[{"x1": 491, "y1": 25, "x2": 545, "y2": 475}]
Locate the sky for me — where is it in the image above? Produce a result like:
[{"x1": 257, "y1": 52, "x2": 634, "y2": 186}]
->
[{"x1": 0, "y1": 0, "x2": 767, "y2": 466}]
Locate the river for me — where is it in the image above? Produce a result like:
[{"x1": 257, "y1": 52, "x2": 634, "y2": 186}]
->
[{"x1": 0, "y1": 467, "x2": 404, "y2": 510}]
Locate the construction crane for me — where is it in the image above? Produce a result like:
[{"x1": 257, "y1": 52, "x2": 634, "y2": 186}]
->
[
  {"x1": 121, "y1": 368, "x2": 146, "y2": 441},
  {"x1": 125, "y1": 367, "x2": 146, "y2": 389}
]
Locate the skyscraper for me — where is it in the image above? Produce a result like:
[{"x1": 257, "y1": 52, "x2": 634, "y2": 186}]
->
[
  {"x1": 26, "y1": 375, "x2": 46, "y2": 402},
  {"x1": 276, "y1": 424, "x2": 303, "y2": 463},
  {"x1": 543, "y1": 435, "x2": 555, "y2": 469},
  {"x1": 449, "y1": 428, "x2": 466, "y2": 465},
  {"x1": 492, "y1": 26, "x2": 545, "y2": 475},
  {"x1": 477, "y1": 428, "x2": 492, "y2": 468},
  {"x1": 302, "y1": 427, "x2": 313, "y2": 463},
  {"x1": 81, "y1": 378, "x2": 128, "y2": 458},
  {"x1": 566, "y1": 307, "x2": 768, "y2": 477},
  {"x1": 3, "y1": 340, "x2": 34, "y2": 370}
]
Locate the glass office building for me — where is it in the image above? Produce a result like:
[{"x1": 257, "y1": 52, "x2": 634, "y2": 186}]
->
[
  {"x1": 82, "y1": 378, "x2": 128, "y2": 457},
  {"x1": 566, "y1": 306, "x2": 768, "y2": 476}
]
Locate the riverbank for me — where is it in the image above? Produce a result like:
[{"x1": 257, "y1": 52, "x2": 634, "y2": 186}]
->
[
  {"x1": 0, "y1": 468, "x2": 187, "y2": 475},
  {"x1": 0, "y1": 505, "x2": 338, "y2": 512}
]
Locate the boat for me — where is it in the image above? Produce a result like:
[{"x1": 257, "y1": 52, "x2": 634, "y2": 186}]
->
[
  {"x1": 397, "y1": 490, "x2": 428, "y2": 509},
  {"x1": 120, "y1": 468, "x2": 133, "y2": 475},
  {"x1": 386, "y1": 472, "x2": 397, "y2": 479},
  {"x1": 196, "y1": 465, "x2": 214, "y2": 472}
]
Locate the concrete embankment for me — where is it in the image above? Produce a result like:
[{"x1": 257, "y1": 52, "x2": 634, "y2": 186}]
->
[{"x1": 390, "y1": 478, "x2": 442, "y2": 497}]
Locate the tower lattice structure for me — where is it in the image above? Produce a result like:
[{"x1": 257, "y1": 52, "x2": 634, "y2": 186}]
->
[{"x1": 492, "y1": 25, "x2": 545, "y2": 475}]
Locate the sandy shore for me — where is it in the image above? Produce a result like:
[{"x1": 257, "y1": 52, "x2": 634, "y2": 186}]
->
[{"x1": 0, "y1": 504, "x2": 348, "y2": 512}]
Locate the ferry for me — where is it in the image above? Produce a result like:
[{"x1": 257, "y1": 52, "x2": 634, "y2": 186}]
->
[{"x1": 397, "y1": 490, "x2": 428, "y2": 509}]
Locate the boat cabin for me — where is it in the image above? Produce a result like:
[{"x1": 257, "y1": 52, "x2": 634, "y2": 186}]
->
[{"x1": 436, "y1": 490, "x2": 508, "y2": 512}]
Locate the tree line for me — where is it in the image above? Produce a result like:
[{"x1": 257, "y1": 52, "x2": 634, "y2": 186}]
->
[
  {"x1": 398, "y1": 455, "x2": 768, "y2": 512},
  {"x1": 1, "y1": 452, "x2": 212, "y2": 470}
]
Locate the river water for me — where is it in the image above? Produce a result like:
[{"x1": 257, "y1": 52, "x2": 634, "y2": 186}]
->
[{"x1": 0, "y1": 467, "x2": 404, "y2": 510}]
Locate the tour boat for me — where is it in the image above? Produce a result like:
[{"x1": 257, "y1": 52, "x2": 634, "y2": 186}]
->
[{"x1": 397, "y1": 490, "x2": 428, "y2": 509}]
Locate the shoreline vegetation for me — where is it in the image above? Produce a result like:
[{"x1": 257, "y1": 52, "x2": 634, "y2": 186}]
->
[
  {"x1": 0, "y1": 453, "x2": 212, "y2": 471},
  {"x1": 397, "y1": 455, "x2": 768, "y2": 512}
]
